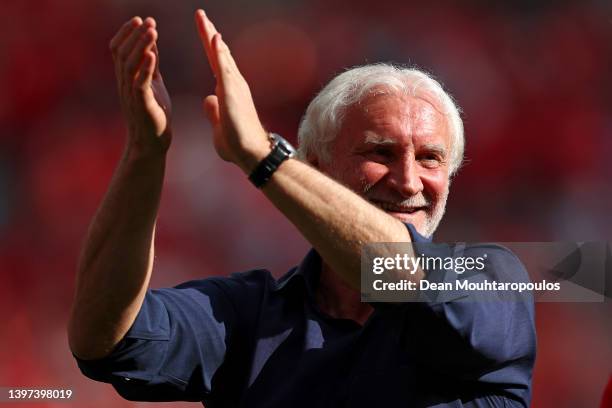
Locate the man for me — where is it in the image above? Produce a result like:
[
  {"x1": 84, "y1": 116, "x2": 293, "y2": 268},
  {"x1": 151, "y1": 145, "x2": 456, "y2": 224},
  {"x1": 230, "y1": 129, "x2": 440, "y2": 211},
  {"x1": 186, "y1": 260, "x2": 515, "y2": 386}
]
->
[{"x1": 69, "y1": 10, "x2": 536, "y2": 407}]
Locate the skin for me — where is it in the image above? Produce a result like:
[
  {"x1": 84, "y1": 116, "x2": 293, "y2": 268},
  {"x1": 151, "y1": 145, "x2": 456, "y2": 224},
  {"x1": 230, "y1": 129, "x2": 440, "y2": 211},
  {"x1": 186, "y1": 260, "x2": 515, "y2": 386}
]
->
[
  {"x1": 68, "y1": 16, "x2": 170, "y2": 360},
  {"x1": 318, "y1": 92, "x2": 451, "y2": 237},
  {"x1": 314, "y1": 93, "x2": 451, "y2": 323},
  {"x1": 68, "y1": 10, "x2": 450, "y2": 359}
]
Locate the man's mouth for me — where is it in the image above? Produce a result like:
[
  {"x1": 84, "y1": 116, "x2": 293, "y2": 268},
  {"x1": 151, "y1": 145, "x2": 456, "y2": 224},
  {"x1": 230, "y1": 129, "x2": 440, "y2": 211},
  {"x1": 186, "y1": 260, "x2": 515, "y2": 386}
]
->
[{"x1": 369, "y1": 200, "x2": 428, "y2": 214}]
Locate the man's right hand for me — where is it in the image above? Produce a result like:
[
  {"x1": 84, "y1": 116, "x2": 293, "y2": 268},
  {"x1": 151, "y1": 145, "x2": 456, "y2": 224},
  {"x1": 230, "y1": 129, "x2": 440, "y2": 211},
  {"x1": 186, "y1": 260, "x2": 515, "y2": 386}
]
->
[
  {"x1": 110, "y1": 17, "x2": 172, "y2": 156},
  {"x1": 68, "y1": 17, "x2": 172, "y2": 360}
]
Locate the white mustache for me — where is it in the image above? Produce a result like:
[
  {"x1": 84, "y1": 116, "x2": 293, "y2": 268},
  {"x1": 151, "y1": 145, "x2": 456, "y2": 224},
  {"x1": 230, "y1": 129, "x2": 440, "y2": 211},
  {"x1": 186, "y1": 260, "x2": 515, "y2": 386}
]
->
[{"x1": 362, "y1": 181, "x2": 430, "y2": 208}]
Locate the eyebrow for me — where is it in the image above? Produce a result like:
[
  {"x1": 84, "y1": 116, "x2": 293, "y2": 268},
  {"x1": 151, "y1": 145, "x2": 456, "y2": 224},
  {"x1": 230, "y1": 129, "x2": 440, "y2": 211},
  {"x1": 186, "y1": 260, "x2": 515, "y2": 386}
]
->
[
  {"x1": 364, "y1": 131, "x2": 397, "y2": 145},
  {"x1": 421, "y1": 143, "x2": 448, "y2": 157},
  {"x1": 363, "y1": 131, "x2": 448, "y2": 157}
]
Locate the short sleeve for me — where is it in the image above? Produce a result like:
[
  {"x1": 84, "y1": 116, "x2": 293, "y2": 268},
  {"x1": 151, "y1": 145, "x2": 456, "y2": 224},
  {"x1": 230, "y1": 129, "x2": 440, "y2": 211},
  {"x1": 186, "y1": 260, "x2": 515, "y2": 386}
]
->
[
  {"x1": 401, "y1": 223, "x2": 536, "y2": 403},
  {"x1": 75, "y1": 278, "x2": 237, "y2": 402}
]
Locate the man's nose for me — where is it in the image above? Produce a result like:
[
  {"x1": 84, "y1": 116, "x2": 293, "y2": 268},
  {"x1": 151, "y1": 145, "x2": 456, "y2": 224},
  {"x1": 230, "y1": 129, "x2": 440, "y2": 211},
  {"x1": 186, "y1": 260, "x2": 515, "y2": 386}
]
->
[{"x1": 390, "y1": 156, "x2": 424, "y2": 197}]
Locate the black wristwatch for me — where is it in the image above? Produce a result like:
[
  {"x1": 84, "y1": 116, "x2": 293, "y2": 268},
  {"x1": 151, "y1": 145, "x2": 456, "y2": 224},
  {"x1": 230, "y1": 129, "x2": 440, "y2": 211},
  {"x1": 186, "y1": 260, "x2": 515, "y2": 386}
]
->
[{"x1": 248, "y1": 133, "x2": 296, "y2": 188}]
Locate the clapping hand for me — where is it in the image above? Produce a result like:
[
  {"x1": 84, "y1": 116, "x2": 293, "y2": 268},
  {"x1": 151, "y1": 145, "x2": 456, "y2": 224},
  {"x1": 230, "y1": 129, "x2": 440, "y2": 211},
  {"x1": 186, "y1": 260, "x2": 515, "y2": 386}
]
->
[
  {"x1": 110, "y1": 17, "x2": 172, "y2": 157},
  {"x1": 195, "y1": 9, "x2": 270, "y2": 173}
]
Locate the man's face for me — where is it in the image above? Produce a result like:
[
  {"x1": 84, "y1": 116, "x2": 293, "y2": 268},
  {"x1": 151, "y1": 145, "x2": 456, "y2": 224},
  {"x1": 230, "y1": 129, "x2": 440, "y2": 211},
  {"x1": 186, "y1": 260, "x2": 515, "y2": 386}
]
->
[{"x1": 317, "y1": 92, "x2": 451, "y2": 237}]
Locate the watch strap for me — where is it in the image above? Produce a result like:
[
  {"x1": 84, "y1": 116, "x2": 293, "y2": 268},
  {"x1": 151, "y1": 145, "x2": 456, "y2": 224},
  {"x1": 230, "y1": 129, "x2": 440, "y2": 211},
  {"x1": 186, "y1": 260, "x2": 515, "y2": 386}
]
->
[{"x1": 248, "y1": 133, "x2": 295, "y2": 188}]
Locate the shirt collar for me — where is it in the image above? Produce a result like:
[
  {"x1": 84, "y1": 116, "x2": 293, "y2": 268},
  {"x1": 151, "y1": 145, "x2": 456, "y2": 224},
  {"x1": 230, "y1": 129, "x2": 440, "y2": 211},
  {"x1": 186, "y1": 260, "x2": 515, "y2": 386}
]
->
[
  {"x1": 274, "y1": 223, "x2": 429, "y2": 295},
  {"x1": 404, "y1": 222, "x2": 433, "y2": 243},
  {"x1": 274, "y1": 249, "x2": 321, "y2": 297}
]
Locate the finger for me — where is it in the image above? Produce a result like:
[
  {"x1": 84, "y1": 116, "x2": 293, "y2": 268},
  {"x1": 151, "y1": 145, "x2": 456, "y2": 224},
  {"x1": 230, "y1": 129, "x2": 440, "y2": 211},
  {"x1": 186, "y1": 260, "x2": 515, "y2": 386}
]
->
[
  {"x1": 125, "y1": 28, "x2": 157, "y2": 78},
  {"x1": 203, "y1": 95, "x2": 220, "y2": 125},
  {"x1": 143, "y1": 16, "x2": 157, "y2": 29},
  {"x1": 136, "y1": 50, "x2": 156, "y2": 91},
  {"x1": 152, "y1": 43, "x2": 161, "y2": 79},
  {"x1": 195, "y1": 9, "x2": 220, "y2": 75},
  {"x1": 116, "y1": 18, "x2": 154, "y2": 63},
  {"x1": 109, "y1": 16, "x2": 142, "y2": 56},
  {"x1": 213, "y1": 34, "x2": 240, "y2": 83}
]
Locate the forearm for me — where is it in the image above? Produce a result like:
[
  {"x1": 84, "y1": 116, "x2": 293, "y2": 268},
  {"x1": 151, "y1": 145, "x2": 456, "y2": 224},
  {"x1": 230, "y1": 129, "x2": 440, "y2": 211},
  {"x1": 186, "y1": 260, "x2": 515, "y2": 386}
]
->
[
  {"x1": 68, "y1": 147, "x2": 166, "y2": 359},
  {"x1": 194, "y1": 11, "x2": 415, "y2": 291},
  {"x1": 260, "y1": 158, "x2": 413, "y2": 289}
]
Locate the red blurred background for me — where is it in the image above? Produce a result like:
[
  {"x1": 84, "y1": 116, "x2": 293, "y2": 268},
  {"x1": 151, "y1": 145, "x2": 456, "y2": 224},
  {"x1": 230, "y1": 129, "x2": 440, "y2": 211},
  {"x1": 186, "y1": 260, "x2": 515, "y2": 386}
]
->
[{"x1": 1, "y1": 0, "x2": 611, "y2": 407}]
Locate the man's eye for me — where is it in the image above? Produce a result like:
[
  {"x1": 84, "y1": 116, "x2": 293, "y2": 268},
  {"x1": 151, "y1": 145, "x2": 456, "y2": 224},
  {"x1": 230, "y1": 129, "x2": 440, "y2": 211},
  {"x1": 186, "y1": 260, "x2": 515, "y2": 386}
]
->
[
  {"x1": 369, "y1": 147, "x2": 393, "y2": 160},
  {"x1": 419, "y1": 154, "x2": 443, "y2": 168}
]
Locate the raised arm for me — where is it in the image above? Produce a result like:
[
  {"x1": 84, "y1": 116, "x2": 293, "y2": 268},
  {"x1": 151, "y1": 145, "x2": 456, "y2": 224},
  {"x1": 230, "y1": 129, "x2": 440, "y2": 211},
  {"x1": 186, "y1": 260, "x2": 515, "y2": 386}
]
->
[
  {"x1": 194, "y1": 10, "x2": 414, "y2": 290},
  {"x1": 68, "y1": 16, "x2": 172, "y2": 360}
]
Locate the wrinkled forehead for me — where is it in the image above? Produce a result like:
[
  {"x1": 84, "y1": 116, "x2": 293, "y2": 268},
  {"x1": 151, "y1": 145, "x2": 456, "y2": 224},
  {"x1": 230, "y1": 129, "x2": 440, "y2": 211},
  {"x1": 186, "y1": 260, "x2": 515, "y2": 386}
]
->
[
  {"x1": 338, "y1": 90, "x2": 451, "y2": 147},
  {"x1": 357, "y1": 84, "x2": 446, "y2": 114}
]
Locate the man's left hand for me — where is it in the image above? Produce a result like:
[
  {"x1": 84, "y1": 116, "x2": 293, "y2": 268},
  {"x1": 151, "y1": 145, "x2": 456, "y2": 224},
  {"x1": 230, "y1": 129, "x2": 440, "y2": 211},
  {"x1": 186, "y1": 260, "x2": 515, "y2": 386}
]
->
[{"x1": 195, "y1": 9, "x2": 270, "y2": 173}]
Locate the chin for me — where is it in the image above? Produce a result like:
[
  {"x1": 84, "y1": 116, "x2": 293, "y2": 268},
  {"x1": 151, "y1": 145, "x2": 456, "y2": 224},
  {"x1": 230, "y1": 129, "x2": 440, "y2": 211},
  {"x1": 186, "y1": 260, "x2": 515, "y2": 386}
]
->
[
  {"x1": 386, "y1": 211, "x2": 437, "y2": 238},
  {"x1": 387, "y1": 210, "x2": 425, "y2": 227}
]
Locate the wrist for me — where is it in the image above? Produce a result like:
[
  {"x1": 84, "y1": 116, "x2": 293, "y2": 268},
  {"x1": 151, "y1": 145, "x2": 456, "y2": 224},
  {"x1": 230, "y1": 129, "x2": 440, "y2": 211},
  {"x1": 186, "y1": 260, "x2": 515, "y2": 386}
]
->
[
  {"x1": 125, "y1": 132, "x2": 171, "y2": 162},
  {"x1": 235, "y1": 131, "x2": 273, "y2": 174},
  {"x1": 247, "y1": 133, "x2": 296, "y2": 188},
  {"x1": 124, "y1": 139, "x2": 168, "y2": 165}
]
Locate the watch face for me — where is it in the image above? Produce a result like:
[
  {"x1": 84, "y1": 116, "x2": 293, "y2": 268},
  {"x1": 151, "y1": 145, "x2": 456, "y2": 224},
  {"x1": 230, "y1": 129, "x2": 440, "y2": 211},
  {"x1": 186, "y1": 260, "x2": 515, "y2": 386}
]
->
[
  {"x1": 249, "y1": 133, "x2": 295, "y2": 188},
  {"x1": 275, "y1": 134, "x2": 296, "y2": 157},
  {"x1": 279, "y1": 144, "x2": 295, "y2": 157}
]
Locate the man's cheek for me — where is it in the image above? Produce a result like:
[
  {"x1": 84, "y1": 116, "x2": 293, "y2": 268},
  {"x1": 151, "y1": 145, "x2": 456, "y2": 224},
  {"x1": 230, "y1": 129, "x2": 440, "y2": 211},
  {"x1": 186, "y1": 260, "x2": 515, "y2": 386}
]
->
[
  {"x1": 359, "y1": 162, "x2": 389, "y2": 182},
  {"x1": 422, "y1": 174, "x2": 448, "y2": 199}
]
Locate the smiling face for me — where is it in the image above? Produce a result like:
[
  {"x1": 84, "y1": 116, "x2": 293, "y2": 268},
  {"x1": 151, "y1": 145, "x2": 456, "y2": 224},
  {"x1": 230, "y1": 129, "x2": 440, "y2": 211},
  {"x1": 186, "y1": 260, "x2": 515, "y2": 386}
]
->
[{"x1": 316, "y1": 91, "x2": 452, "y2": 237}]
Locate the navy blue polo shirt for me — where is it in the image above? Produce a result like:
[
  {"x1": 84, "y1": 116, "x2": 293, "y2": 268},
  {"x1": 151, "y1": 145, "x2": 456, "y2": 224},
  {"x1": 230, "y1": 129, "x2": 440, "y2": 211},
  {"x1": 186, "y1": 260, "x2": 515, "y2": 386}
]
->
[{"x1": 76, "y1": 225, "x2": 536, "y2": 407}]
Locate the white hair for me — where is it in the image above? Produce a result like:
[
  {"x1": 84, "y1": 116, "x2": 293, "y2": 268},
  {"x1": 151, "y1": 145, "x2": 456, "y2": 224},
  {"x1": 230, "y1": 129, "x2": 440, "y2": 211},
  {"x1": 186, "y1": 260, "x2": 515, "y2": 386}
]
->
[{"x1": 297, "y1": 63, "x2": 464, "y2": 176}]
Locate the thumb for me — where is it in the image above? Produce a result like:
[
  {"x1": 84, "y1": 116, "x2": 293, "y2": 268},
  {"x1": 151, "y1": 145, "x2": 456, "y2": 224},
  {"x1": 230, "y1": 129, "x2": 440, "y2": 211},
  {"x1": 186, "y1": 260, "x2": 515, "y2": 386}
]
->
[{"x1": 203, "y1": 95, "x2": 220, "y2": 125}]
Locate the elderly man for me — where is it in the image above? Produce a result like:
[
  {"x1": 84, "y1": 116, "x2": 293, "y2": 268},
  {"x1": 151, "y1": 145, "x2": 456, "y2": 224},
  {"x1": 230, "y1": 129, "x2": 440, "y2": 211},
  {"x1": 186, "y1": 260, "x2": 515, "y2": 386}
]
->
[{"x1": 69, "y1": 10, "x2": 536, "y2": 408}]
